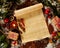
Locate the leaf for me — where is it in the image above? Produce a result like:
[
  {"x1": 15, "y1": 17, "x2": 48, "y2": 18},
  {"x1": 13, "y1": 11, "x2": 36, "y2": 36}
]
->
[
  {"x1": 0, "y1": 35, "x2": 5, "y2": 42},
  {"x1": 3, "y1": 42, "x2": 8, "y2": 48}
]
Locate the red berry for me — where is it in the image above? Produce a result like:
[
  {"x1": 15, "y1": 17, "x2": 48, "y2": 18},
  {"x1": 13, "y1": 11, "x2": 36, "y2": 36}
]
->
[
  {"x1": 4, "y1": 18, "x2": 9, "y2": 23},
  {"x1": 52, "y1": 31, "x2": 57, "y2": 37},
  {"x1": 10, "y1": 21, "x2": 17, "y2": 28},
  {"x1": 45, "y1": 8, "x2": 50, "y2": 14},
  {"x1": 12, "y1": 41, "x2": 17, "y2": 45},
  {"x1": 48, "y1": 16, "x2": 51, "y2": 18}
]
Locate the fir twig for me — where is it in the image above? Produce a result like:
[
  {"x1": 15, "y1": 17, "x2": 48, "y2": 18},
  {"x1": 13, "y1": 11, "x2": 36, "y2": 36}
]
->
[{"x1": 0, "y1": 29, "x2": 9, "y2": 43}]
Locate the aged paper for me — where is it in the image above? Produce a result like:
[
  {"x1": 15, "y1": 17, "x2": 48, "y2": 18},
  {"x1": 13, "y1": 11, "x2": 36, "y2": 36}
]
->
[{"x1": 15, "y1": 3, "x2": 50, "y2": 43}]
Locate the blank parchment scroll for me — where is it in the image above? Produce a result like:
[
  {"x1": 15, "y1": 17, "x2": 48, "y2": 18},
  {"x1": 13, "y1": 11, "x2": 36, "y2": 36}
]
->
[{"x1": 14, "y1": 3, "x2": 50, "y2": 43}]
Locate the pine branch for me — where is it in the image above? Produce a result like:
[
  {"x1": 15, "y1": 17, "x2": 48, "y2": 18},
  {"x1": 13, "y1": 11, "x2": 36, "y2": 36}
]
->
[
  {"x1": 0, "y1": 29, "x2": 9, "y2": 43},
  {"x1": 48, "y1": 1, "x2": 58, "y2": 16}
]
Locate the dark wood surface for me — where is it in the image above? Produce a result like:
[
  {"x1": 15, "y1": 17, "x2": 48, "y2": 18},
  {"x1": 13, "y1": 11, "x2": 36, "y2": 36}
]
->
[{"x1": 20, "y1": 38, "x2": 49, "y2": 48}]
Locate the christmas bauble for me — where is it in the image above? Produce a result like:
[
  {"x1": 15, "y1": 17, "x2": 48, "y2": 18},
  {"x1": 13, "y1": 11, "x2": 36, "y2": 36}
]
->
[
  {"x1": 4, "y1": 18, "x2": 9, "y2": 23},
  {"x1": 10, "y1": 21, "x2": 17, "y2": 29}
]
